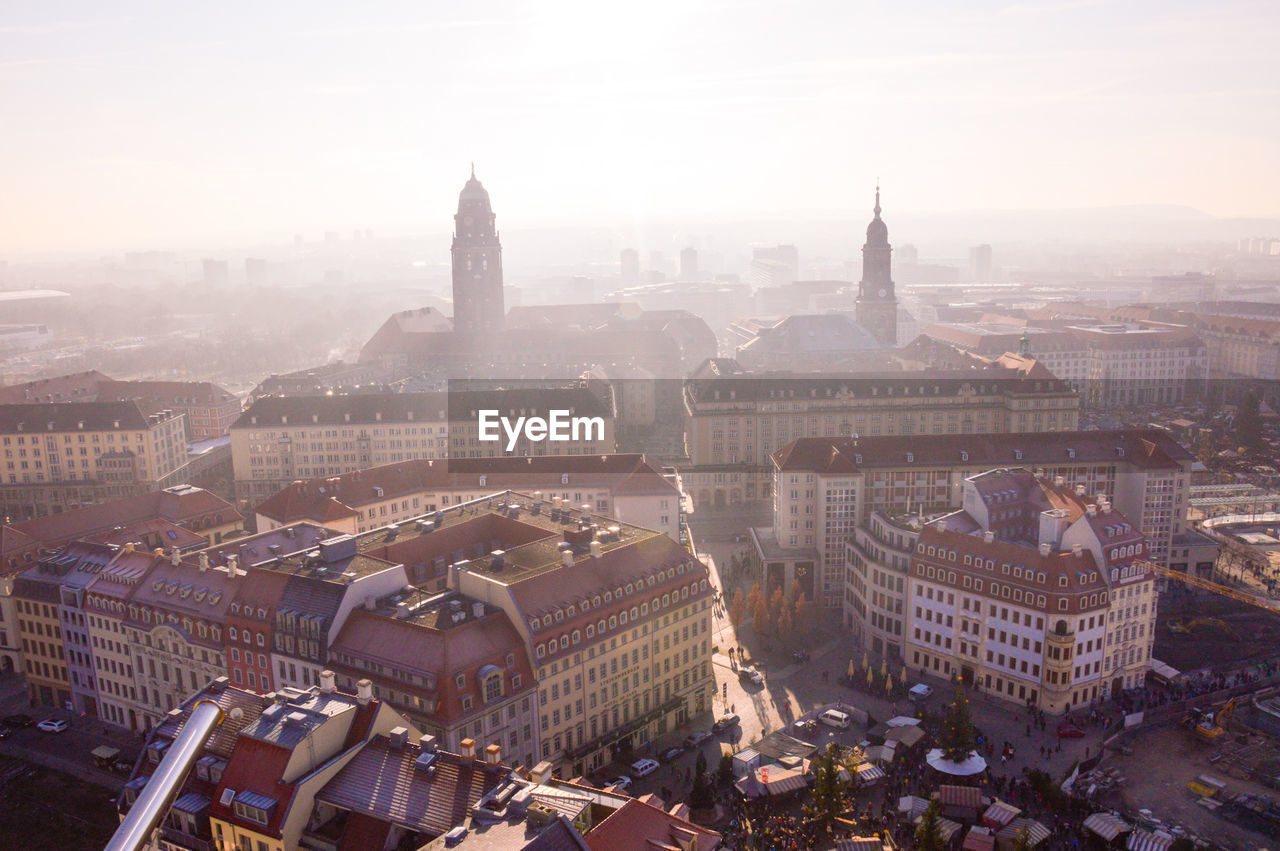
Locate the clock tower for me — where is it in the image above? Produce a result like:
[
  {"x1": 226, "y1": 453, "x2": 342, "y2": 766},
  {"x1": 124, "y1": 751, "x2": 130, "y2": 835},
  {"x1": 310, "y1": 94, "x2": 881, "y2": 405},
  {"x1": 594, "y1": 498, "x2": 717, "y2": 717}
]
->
[
  {"x1": 855, "y1": 185, "x2": 897, "y2": 346},
  {"x1": 451, "y1": 164, "x2": 505, "y2": 339}
]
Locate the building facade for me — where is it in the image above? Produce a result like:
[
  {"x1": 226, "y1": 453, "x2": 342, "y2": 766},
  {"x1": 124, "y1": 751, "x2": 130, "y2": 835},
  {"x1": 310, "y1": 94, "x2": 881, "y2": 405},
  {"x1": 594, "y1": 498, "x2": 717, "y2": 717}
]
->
[
  {"x1": 231, "y1": 388, "x2": 616, "y2": 505},
  {"x1": 0, "y1": 402, "x2": 188, "y2": 519},
  {"x1": 900, "y1": 469, "x2": 1158, "y2": 714},
  {"x1": 683, "y1": 367, "x2": 1079, "y2": 509},
  {"x1": 761, "y1": 429, "x2": 1192, "y2": 611}
]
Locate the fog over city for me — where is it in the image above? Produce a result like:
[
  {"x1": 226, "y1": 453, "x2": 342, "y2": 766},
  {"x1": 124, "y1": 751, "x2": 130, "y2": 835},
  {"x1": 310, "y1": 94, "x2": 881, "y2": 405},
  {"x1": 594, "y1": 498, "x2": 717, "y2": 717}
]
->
[{"x1": 4, "y1": 4, "x2": 1280, "y2": 851}]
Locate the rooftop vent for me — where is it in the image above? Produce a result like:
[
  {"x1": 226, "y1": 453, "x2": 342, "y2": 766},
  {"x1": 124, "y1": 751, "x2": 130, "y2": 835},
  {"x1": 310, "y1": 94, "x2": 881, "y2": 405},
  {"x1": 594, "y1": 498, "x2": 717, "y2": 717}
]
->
[
  {"x1": 444, "y1": 826, "x2": 469, "y2": 847},
  {"x1": 1038, "y1": 542, "x2": 1051, "y2": 556},
  {"x1": 388, "y1": 727, "x2": 409, "y2": 749},
  {"x1": 318, "y1": 535, "x2": 358, "y2": 564},
  {"x1": 490, "y1": 550, "x2": 505, "y2": 570},
  {"x1": 983, "y1": 531, "x2": 995, "y2": 544}
]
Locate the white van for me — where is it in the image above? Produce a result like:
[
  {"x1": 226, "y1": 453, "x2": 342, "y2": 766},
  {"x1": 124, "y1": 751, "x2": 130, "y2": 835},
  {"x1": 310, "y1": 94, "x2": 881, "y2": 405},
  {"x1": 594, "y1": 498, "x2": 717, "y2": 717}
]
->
[{"x1": 819, "y1": 709, "x2": 852, "y2": 729}]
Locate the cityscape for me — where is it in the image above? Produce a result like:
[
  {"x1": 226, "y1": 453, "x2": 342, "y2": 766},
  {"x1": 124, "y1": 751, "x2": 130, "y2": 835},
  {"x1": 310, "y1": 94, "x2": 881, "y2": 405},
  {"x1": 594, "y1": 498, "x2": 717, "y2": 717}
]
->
[{"x1": 2, "y1": 4, "x2": 1280, "y2": 851}]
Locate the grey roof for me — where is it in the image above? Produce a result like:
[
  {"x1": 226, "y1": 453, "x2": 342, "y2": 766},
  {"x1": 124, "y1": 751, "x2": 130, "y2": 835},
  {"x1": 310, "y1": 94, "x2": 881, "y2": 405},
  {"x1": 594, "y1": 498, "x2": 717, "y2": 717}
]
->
[
  {"x1": 240, "y1": 690, "x2": 356, "y2": 748},
  {"x1": 738, "y1": 314, "x2": 883, "y2": 354},
  {"x1": 316, "y1": 735, "x2": 506, "y2": 836},
  {"x1": 0, "y1": 400, "x2": 162, "y2": 432}
]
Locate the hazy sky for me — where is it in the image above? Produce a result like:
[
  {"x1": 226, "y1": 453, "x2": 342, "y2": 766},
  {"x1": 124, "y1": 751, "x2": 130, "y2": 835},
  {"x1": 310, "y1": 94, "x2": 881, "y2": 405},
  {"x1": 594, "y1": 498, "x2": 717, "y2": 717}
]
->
[{"x1": 2, "y1": 0, "x2": 1278, "y2": 252}]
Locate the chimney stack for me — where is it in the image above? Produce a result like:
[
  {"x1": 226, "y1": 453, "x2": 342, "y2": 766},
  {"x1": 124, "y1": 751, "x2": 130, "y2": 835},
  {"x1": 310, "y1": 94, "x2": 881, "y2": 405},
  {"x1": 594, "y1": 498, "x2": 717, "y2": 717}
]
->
[
  {"x1": 460, "y1": 738, "x2": 476, "y2": 759},
  {"x1": 1072, "y1": 544, "x2": 1083, "y2": 558},
  {"x1": 472, "y1": 601, "x2": 485, "y2": 619},
  {"x1": 389, "y1": 726, "x2": 409, "y2": 749},
  {"x1": 198, "y1": 552, "x2": 209, "y2": 572},
  {"x1": 1038, "y1": 542, "x2": 1051, "y2": 556},
  {"x1": 589, "y1": 540, "x2": 602, "y2": 558},
  {"x1": 356, "y1": 678, "x2": 373, "y2": 706},
  {"x1": 561, "y1": 549, "x2": 574, "y2": 567},
  {"x1": 530, "y1": 760, "x2": 553, "y2": 785},
  {"x1": 484, "y1": 743, "x2": 502, "y2": 767},
  {"x1": 983, "y1": 530, "x2": 995, "y2": 544},
  {"x1": 419, "y1": 734, "x2": 437, "y2": 753},
  {"x1": 319, "y1": 670, "x2": 336, "y2": 693},
  {"x1": 169, "y1": 547, "x2": 180, "y2": 567}
]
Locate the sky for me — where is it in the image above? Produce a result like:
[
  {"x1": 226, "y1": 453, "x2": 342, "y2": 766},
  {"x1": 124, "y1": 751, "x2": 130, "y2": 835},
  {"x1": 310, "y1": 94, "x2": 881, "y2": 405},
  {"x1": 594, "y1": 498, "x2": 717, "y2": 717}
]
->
[{"x1": 1, "y1": 0, "x2": 1278, "y2": 253}]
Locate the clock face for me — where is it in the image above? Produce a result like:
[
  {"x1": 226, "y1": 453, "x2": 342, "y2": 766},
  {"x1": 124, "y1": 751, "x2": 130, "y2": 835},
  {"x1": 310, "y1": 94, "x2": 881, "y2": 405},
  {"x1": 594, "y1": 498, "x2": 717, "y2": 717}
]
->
[{"x1": 878, "y1": 288, "x2": 887, "y2": 298}]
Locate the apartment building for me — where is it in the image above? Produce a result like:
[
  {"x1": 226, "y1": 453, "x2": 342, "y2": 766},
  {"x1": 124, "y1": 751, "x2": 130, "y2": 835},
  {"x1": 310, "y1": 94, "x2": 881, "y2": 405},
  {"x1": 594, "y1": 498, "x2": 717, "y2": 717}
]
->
[
  {"x1": 13, "y1": 542, "x2": 117, "y2": 712},
  {"x1": 443, "y1": 494, "x2": 717, "y2": 778},
  {"x1": 682, "y1": 363, "x2": 1078, "y2": 507},
  {"x1": 85, "y1": 547, "x2": 154, "y2": 730},
  {"x1": 902, "y1": 469, "x2": 1158, "y2": 714},
  {"x1": 1065, "y1": 324, "x2": 1206, "y2": 408},
  {"x1": 96, "y1": 379, "x2": 242, "y2": 440},
  {"x1": 253, "y1": 453, "x2": 682, "y2": 541},
  {"x1": 231, "y1": 388, "x2": 615, "y2": 505},
  {"x1": 326, "y1": 591, "x2": 540, "y2": 767},
  {"x1": 0, "y1": 402, "x2": 188, "y2": 520},
  {"x1": 1191, "y1": 314, "x2": 1280, "y2": 379},
  {"x1": 758, "y1": 428, "x2": 1193, "y2": 607},
  {"x1": 118, "y1": 677, "x2": 412, "y2": 851}
]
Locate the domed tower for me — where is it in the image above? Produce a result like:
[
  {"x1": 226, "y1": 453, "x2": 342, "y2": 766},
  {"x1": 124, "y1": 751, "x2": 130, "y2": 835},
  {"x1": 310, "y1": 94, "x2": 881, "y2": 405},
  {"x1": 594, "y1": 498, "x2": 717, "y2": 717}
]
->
[
  {"x1": 855, "y1": 185, "x2": 898, "y2": 346},
  {"x1": 451, "y1": 164, "x2": 505, "y2": 338}
]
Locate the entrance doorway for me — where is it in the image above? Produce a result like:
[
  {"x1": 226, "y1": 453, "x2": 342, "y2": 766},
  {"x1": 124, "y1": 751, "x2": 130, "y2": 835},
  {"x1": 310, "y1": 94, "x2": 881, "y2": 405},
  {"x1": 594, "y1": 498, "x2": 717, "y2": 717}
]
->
[
  {"x1": 961, "y1": 666, "x2": 975, "y2": 688},
  {"x1": 1111, "y1": 677, "x2": 1123, "y2": 700}
]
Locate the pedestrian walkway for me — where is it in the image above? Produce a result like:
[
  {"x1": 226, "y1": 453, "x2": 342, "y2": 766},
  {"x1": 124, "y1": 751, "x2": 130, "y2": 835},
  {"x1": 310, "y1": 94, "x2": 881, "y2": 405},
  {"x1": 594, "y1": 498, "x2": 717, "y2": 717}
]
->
[{"x1": 0, "y1": 741, "x2": 123, "y2": 791}]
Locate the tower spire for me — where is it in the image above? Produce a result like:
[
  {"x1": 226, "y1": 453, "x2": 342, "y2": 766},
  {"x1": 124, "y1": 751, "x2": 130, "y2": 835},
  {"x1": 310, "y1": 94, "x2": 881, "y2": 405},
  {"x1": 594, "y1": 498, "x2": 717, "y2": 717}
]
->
[
  {"x1": 874, "y1": 180, "x2": 881, "y2": 218},
  {"x1": 470, "y1": 161, "x2": 476, "y2": 180}
]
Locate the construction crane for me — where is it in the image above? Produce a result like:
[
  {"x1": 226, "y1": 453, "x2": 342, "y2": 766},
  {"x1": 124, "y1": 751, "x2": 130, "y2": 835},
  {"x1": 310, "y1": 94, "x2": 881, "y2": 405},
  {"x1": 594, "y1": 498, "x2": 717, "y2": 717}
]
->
[{"x1": 1146, "y1": 562, "x2": 1280, "y2": 616}]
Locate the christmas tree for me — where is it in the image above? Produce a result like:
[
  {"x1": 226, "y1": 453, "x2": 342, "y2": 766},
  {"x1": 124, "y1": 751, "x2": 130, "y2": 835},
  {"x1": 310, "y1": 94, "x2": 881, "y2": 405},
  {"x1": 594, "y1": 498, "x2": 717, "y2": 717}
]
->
[{"x1": 939, "y1": 683, "x2": 977, "y2": 762}]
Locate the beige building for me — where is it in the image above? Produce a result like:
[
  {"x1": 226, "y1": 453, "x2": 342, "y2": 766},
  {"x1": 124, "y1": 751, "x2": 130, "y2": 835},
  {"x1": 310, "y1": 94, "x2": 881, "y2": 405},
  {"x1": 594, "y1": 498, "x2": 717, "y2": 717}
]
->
[
  {"x1": 682, "y1": 363, "x2": 1079, "y2": 508},
  {"x1": 901, "y1": 468, "x2": 1158, "y2": 714},
  {"x1": 0, "y1": 402, "x2": 188, "y2": 519},
  {"x1": 253, "y1": 453, "x2": 682, "y2": 541},
  {"x1": 96, "y1": 380, "x2": 242, "y2": 441},
  {"x1": 231, "y1": 388, "x2": 616, "y2": 505},
  {"x1": 758, "y1": 428, "x2": 1193, "y2": 608},
  {"x1": 430, "y1": 493, "x2": 717, "y2": 778}
]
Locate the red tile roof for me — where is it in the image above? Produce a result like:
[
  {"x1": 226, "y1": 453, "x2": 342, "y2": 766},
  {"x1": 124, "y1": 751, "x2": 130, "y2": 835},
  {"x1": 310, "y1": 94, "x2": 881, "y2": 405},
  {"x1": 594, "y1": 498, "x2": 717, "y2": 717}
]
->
[
  {"x1": 207, "y1": 737, "x2": 295, "y2": 837},
  {"x1": 584, "y1": 798, "x2": 720, "y2": 851},
  {"x1": 255, "y1": 455, "x2": 673, "y2": 524},
  {"x1": 4, "y1": 486, "x2": 240, "y2": 555},
  {"x1": 0, "y1": 370, "x2": 111, "y2": 404},
  {"x1": 96, "y1": 379, "x2": 237, "y2": 406}
]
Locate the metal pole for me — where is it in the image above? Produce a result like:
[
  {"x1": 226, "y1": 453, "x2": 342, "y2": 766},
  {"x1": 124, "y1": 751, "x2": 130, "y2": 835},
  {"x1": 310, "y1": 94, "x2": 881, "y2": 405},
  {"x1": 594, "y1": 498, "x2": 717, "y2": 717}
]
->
[{"x1": 103, "y1": 700, "x2": 225, "y2": 851}]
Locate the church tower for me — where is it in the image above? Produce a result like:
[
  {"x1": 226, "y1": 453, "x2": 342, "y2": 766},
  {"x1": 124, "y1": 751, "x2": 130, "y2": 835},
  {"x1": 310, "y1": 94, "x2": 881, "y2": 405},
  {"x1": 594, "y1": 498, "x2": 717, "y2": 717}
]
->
[
  {"x1": 451, "y1": 165, "x2": 504, "y2": 339},
  {"x1": 855, "y1": 185, "x2": 897, "y2": 346}
]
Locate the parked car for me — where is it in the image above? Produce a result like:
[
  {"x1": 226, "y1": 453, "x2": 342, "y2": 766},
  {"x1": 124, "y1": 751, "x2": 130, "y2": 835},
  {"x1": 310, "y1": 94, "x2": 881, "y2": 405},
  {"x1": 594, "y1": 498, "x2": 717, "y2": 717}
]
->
[
  {"x1": 630, "y1": 758, "x2": 660, "y2": 777},
  {"x1": 684, "y1": 730, "x2": 713, "y2": 749},
  {"x1": 2, "y1": 714, "x2": 33, "y2": 728},
  {"x1": 605, "y1": 775, "x2": 632, "y2": 790},
  {"x1": 1057, "y1": 722, "x2": 1086, "y2": 739},
  {"x1": 908, "y1": 684, "x2": 933, "y2": 701},
  {"x1": 37, "y1": 719, "x2": 69, "y2": 734},
  {"x1": 739, "y1": 667, "x2": 764, "y2": 685},
  {"x1": 659, "y1": 746, "x2": 686, "y2": 763},
  {"x1": 712, "y1": 713, "x2": 741, "y2": 733},
  {"x1": 792, "y1": 719, "x2": 818, "y2": 737}
]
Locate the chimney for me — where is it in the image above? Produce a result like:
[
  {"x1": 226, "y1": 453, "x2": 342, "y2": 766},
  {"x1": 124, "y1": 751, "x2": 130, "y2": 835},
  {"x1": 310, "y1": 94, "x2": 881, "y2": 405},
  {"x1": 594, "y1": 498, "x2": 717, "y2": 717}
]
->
[
  {"x1": 1102, "y1": 504, "x2": 1112, "y2": 514},
  {"x1": 484, "y1": 743, "x2": 502, "y2": 767},
  {"x1": 1053, "y1": 475, "x2": 1065, "y2": 487},
  {"x1": 983, "y1": 530, "x2": 994, "y2": 544},
  {"x1": 396, "y1": 602, "x2": 411, "y2": 619},
  {"x1": 418, "y1": 733, "x2": 437, "y2": 753},
  {"x1": 936, "y1": 520, "x2": 947, "y2": 533},
  {"x1": 460, "y1": 738, "x2": 476, "y2": 759},
  {"x1": 590, "y1": 540, "x2": 603, "y2": 558},
  {"x1": 198, "y1": 552, "x2": 209, "y2": 572},
  {"x1": 153, "y1": 547, "x2": 164, "y2": 557},
  {"x1": 1075, "y1": 484, "x2": 1086, "y2": 496},
  {"x1": 561, "y1": 549, "x2": 574, "y2": 567},
  {"x1": 530, "y1": 760, "x2": 554, "y2": 785},
  {"x1": 1038, "y1": 542, "x2": 1051, "y2": 556},
  {"x1": 365, "y1": 595, "x2": 377, "y2": 611},
  {"x1": 1095, "y1": 493, "x2": 1107, "y2": 504},
  {"x1": 356, "y1": 679, "x2": 373, "y2": 706},
  {"x1": 169, "y1": 547, "x2": 180, "y2": 567},
  {"x1": 490, "y1": 550, "x2": 505, "y2": 570},
  {"x1": 226, "y1": 554, "x2": 239, "y2": 576},
  {"x1": 389, "y1": 726, "x2": 409, "y2": 749},
  {"x1": 1086, "y1": 504, "x2": 1097, "y2": 516},
  {"x1": 472, "y1": 601, "x2": 485, "y2": 619},
  {"x1": 319, "y1": 670, "x2": 336, "y2": 693},
  {"x1": 1072, "y1": 544, "x2": 1083, "y2": 558}
]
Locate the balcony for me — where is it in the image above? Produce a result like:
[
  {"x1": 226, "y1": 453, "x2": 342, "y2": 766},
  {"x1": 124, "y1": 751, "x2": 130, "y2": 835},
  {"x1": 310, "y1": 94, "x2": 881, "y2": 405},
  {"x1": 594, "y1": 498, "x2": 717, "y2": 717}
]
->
[{"x1": 157, "y1": 826, "x2": 216, "y2": 851}]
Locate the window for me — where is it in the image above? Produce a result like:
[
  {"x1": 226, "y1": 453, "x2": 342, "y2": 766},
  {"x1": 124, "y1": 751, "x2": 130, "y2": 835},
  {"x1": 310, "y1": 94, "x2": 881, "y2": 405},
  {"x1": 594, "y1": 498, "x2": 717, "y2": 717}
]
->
[{"x1": 484, "y1": 673, "x2": 503, "y2": 702}]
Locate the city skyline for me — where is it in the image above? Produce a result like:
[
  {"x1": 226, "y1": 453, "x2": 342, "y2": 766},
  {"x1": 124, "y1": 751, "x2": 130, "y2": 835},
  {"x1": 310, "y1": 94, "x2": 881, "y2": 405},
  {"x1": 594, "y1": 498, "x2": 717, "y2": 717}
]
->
[{"x1": 1, "y1": 1, "x2": 1278, "y2": 252}]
